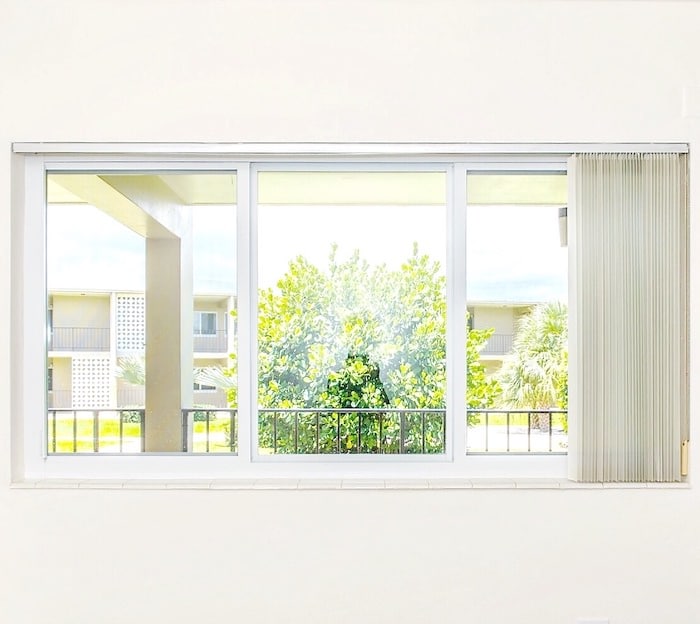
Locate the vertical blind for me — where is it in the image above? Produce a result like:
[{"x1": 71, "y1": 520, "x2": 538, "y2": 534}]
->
[{"x1": 568, "y1": 153, "x2": 687, "y2": 482}]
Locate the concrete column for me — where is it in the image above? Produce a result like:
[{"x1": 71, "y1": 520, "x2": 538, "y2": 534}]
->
[{"x1": 145, "y1": 232, "x2": 193, "y2": 452}]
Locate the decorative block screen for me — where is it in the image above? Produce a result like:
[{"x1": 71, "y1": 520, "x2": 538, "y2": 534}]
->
[
  {"x1": 71, "y1": 355, "x2": 111, "y2": 408},
  {"x1": 116, "y1": 295, "x2": 145, "y2": 352}
]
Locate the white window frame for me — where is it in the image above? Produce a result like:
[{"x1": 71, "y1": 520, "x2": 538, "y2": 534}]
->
[{"x1": 10, "y1": 143, "x2": 688, "y2": 482}]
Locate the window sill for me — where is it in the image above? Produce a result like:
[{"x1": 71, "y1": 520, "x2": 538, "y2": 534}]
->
[{"x1": 9, "y1": 478, "x2": 690, "y2": 490}]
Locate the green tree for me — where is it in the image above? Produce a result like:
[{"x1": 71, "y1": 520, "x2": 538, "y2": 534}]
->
[
  {"x1": 228, "y1": 245, "x2": 500, "y2": 453},
  {"x1": 497, "y1": 301, "x2": 568, "y2": 429}
]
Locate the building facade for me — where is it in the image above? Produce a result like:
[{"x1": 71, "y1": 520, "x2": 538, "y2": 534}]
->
[{"x1": 47, "y1": 290, "x2": 235, "y2": 409}]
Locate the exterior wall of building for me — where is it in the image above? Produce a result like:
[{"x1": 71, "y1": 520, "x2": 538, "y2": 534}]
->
[
  {"x1": 472, "y1": 305, "x2": 522, "y2": 335},
  {"x1": 3, "y1": 3, "x2": 700, "y2": 623},
  {"x1": 48, "y1": 357, "x2": 72, "y2": 408},
  {"x1": 51, "y1": 294, "x2": 110, "y2": 329}
]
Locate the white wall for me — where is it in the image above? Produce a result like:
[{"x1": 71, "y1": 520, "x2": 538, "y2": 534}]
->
[
  {"x1": 52, "y1": 295, "x2": 110, "y2": 329},
  {"x1": 473, "y1": 305, "x2": 520, "y2": 334},
  {"x1": 2, "y1": 1, "x2": 699, "y2": 623}
]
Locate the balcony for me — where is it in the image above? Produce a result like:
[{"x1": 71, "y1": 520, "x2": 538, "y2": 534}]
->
[
  {"x1": 193, "y1": 330, "x2": 228, "y2": 353},
  {"x1": 480, "y1": 333, "x2": 514, "y2": 356},
  {"x1": 49, "y1": 326, "x2": 110, "y2": 351}
]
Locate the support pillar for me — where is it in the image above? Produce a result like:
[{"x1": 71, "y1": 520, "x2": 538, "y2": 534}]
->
[{"x1": 145, "y1": 233, "x2": 193, "y2": 452}]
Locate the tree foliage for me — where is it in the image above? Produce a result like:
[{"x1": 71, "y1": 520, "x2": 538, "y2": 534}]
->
[
  {"x1": 226, "y1": 245, "x2": 500, "y2": 453},
  {"x1": 498, "y1": 301, "x2": 568, "y2": 411}
]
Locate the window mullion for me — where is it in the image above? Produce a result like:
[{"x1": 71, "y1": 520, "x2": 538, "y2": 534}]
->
[
  {"x1": 449, "y1": 164, "x2": 468, "y2": 463},
  {"x1": 236, "y1": 163, "x2": 253, "y2": 464}
]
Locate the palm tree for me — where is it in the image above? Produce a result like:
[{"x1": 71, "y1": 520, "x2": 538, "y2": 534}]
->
[
  {"x1": 115, "y1": 355, "x2": 146, "y2": 385},
  {"x1": 498, "y1": 302, "x2": 568, "y2": 429}
]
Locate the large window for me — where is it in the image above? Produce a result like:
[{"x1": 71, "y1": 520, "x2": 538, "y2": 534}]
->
[
  {"x1": 11, "y1": 143, "x2": 688, "y2": 482},
  {"x1": 465, "y1": 174, "x2": 569, "y2": 454},
  {"x1": 44, "y1": 171, "x2": 237, "y2": 454},
  {"x1": 255, "y1": 170, "x2": 447, "y2": 455}
]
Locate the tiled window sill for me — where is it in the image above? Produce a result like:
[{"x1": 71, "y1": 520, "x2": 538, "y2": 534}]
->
[{"x1": 10, "y1": 478, "x2": 690, "y2": 490}]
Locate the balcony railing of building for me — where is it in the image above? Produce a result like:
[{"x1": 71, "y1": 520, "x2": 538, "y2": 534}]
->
[
  {"x1": 193, "y1": 331, "x2": 228, "y2": 352},
  {"x1": 117, "y1": 386, "x2": 146, "y2": 407},
  {"x1": 479, "y1": 333, "x2": 514, "y2": 356},
  {"x1": 115, "y1": 388, "x2": 229, "y2": 409},
  {"x1": 47, "y1": 408, "x2": 145, "y2": 453},
  {"x1": 45, "y1": 408, "x2": 567, "y2": 455},
  {"x1": 47, "y1": 390, "x2": 72, "y2": 409},
  {"x1": 49, "y1": 327, "x2": 110, "y2": 351}
]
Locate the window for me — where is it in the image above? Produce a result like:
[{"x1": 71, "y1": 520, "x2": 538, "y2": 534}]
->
[
  {"x1": 256, "y1": 169, "x2": 446, "y2": 455},
  {"x1": 193, "y1": 312, "x2": 217, "y2": 336},
  {"x1": 10, "y1": 143, "x2": 688, "y2": 482}
]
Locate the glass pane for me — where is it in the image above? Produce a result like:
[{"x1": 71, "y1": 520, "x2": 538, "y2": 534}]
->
[
  {"x1": 465, "y1": 173, "x2": 568, "y2": 454},
  {"x1": 46, "y1": 172, "x2": 237, "y2": 454},
  {"x1": 257, "y1": 170, "x2": 447, "y2": 454}
]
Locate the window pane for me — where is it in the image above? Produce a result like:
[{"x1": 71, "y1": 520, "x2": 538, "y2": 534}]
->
[
  {"x1": 46, "y1": 172, "x2": 237, "y2": 454},
  {"x1": 257, "y1": 170, "x2": 447, "y2": 454},
  {"x1": 466, "y1": 173, "x2": 568, "y2": 454}
]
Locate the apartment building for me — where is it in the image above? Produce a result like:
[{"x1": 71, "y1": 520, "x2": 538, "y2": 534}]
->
[
  {"x1": 469, "y1": 302, "x2": 536, "y2": 375},
  {"x1": 47, "y1": 290, "x2": 235, "y2": 410}
]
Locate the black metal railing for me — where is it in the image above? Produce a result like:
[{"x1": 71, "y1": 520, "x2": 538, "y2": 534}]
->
[
  {"x1": 49, "y1": 327, "x2": 110, "y2": 351},
  {"x1": 45, "y1": 406, "x2": 567, "y2": 455},
  {"x1": 47, "y1": 408, "x2": 145, "y2": 453},
  {"x1": 181, "y1": 408, "x2": 238, "y2": 453},
  {"x1": 467, "y1": 409, "x2": 568, "y2": 454},
  {"x1": 258, "y1": 408, "x2": 447, "y2": 455},
  {"x1": 193, "y1": 331, "x2": 228, "y2": 352}
]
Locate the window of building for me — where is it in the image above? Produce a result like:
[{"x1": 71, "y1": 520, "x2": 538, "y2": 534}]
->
[
  {"x1": 193, "y1": 312, "x2": 217, "y2": 336},
  {"x1": 10, "y1": 143, "x2": 688, "y2": 482}
]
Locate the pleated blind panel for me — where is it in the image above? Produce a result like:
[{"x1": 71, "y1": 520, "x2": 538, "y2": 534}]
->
[{"x1": 568, "y1": 153, "x2": 687, "y2": 482}]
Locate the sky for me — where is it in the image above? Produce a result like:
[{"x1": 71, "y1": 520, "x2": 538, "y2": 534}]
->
[
  {"x1": 47, "y1": 203, "x2": 237, "y2": 293},
  {"x1": 47, "y1": 202, "x2": 567, "y2": 303}
]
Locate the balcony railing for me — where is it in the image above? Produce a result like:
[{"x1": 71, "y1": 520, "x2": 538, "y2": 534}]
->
[
  {"x1": 49, "y1": 327, "x2": 110, "y2": 351},
  {"x1": 467, "y1": 409, "x2": 568, "y2": 453},
  {"x1": 117, "y1": 386, "x2": 146, "y2": 407},
  {"x1": 45, "y1": 407, "x2": 567, "y2": 455},
  {"x1": 480, "y1": 333, "x2": 514, "y2": 356},
  {"x1": 47, "y1": 390, "x2": 72, "y2": 409},
  {"x1": 47, "y1": 408, "x2": 145, "y2": 453},
  {"x1": 257, "y1": 408, "x2": 446, "y2": 455},
  {"x1": 193, "y1": 331, "x2": 228, "y2": 352}
]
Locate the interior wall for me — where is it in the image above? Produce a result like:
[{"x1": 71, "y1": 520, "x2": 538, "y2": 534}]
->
[{"x1": 2, "y1": 1, "x2": 700, "y2": 623}]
